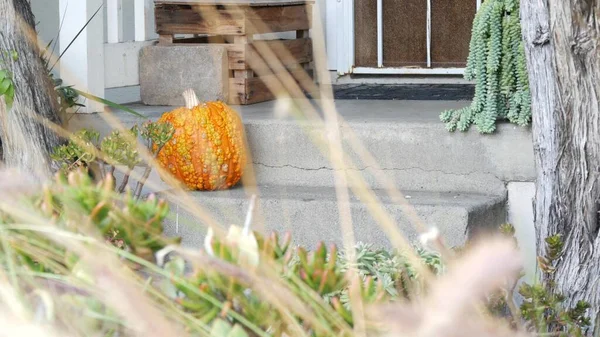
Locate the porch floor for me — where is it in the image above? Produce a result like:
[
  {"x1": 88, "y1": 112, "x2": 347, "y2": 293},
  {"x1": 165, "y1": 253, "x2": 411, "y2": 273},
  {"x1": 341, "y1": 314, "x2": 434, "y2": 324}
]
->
[{"x1": 69, "y1": 99, "x2": 472, "y2": 130}]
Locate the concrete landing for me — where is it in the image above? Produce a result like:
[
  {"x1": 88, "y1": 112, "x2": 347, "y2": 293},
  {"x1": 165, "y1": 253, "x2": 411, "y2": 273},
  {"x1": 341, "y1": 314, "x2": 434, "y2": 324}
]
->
[
  {"x1": 69, "y1": 99, "x2": 535, "y2": 248},
  {"x1": 70, "y1": 99, "x2": 472, "y2": 126},
  {"x1": 160, "y1": 185, "x2": 506, "y2": 250},
  {"x1": 69, "y1": 99, "x2": 535, "y2": 195}
]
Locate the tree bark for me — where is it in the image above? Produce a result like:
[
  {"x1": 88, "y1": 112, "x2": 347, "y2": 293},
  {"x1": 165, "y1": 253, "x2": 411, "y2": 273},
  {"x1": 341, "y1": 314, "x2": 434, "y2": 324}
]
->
[
  {"x1": 522, "y1": 0, "x2": 600, "y2": 332},
  {"x1": 0, "y1": 0, "x2": 63, "y2": 181}
]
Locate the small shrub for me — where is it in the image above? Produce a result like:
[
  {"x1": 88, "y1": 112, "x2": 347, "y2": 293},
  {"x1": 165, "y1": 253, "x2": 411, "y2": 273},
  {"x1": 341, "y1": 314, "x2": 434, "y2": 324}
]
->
[
  {"x1": 0, "y1": 173, "x2": 592, "y2": 336},
  {"x1": 51, "y1": 122, "x2": 174, "y2": 198}
]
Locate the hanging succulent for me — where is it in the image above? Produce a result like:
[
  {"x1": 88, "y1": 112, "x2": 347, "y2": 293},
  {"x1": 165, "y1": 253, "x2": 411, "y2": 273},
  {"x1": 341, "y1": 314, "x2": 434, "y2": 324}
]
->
[{"x1": 440, "y1": 0, "x2": 530, "y2": 133}]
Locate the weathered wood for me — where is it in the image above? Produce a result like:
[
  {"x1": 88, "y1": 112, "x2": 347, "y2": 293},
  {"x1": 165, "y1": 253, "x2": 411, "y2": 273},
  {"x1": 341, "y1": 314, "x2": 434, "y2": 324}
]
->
[
  {"x1": 522, "y1": 0, "x2": 600, "y2": 332},
  {"x1": 154, "y1": 0, "x2": 313, "y2": 105},
  {"x1": 0, "y1": 0, "x2": 63, "y2": 181},
  {"x1": 232, "y1": 35, "x2": 254, "y2": 81},
  {"x1": 225, "y1": 43, "x2": 246, "y2": 69},
  {"x1": 295, "y1": 30, "x2": 311, "y2": 71},
  {"x1": 245, "y1": 38, "x2": 313, "y2": 71},
  {"x1": 296, "y1": 29, "x2": 309, "y2": 39},
  {"x1": 234, "y1": 69, "x2": 254, "y2": 79},
  {"x1": 155, "y1": 4, "x2": 246, "y2": 35},
  {"x1": 155, "y1": 3, "x2": 311, "y2": 35},
  {"x1": 233, "y1": 35, "x2": 252, "y2": 44},
  {"x1": 168, "y1": 38, "x2": 313, "y2": 72},
  {"x1": 229, "y1": 76, "x2": 274, "y2": 105},
  {"x1": 158, "y1": 34, "x2": 174, "y2": 44},
  {"x1": 246, "y1": 4, "x2": 312, "y2": 34},
  {"x1": 229, "y1": 68, "x2": 309, "y2": 105},
  {"x1": 155, "y1": 0, "x2": 313, "y2": 7}
]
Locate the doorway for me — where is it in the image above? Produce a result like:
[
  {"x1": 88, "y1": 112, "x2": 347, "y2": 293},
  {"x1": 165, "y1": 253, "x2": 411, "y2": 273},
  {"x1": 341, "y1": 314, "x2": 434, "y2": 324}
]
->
[{"x1": 351, "y1": 0, "x2": 478, "y2": 74}]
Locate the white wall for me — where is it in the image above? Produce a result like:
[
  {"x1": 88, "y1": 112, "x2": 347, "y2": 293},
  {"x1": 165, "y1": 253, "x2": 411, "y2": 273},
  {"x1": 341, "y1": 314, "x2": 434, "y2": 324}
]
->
[
  {"x1": 31, "y1": 0, "x2": 158, "y2": 46},
  {"x1": 31, "y1": 0, "x2": 61, "y2": 75},
  {"x1": 103, "y1": 0, "x2": 158, "y2": 43},
  {"x1": 31, "y1": 0, "x2": 60, "y2": 46}
]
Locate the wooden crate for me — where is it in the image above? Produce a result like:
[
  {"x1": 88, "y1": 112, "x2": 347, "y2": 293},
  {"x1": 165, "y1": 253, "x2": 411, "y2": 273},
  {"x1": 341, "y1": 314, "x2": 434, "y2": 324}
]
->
[{"x1": 153, "y1": 0, "x2": 314, "y2": 105}]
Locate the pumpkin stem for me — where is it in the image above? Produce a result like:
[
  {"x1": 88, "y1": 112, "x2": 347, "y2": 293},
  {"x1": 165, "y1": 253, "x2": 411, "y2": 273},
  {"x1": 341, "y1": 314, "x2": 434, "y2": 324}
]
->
[{"x1": 182, "y1": 89, "x2": 200, "y2": 109}]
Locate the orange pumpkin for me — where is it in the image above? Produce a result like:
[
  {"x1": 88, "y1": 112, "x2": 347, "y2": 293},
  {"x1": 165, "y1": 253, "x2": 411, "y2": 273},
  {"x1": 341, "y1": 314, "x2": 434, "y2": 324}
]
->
[{"x1": 155, "y1": 89, "x2": 247, "y2": 190}]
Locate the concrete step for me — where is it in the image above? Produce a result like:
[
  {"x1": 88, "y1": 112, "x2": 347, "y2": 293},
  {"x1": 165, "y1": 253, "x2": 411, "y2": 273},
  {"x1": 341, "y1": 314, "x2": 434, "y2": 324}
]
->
[
  {"x1": 69, "y1": 99, "x2": 534, "y2": 196},
  {"x1": 160, "y1": 185, "x2": 506, "y2": 250}
]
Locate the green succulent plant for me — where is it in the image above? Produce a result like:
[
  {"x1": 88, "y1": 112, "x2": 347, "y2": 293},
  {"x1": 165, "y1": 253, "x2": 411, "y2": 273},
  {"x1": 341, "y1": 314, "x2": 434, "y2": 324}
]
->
[
  {"x1": 51, "y1": 122, "x2": 174, "y2": 198},
  {"x1": 441, "y1": 0, "x2": 530, "y2": 133},
  {"x1": 0, "y1": 172, "x2": 592, "y2": 337}
]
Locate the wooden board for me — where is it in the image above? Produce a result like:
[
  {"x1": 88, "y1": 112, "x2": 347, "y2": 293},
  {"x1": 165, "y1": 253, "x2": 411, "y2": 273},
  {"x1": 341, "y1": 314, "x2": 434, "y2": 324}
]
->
[
  {"x1": 155, "y1": 0, "x2": 313, "y2": 6},
  {"x1": 165, "y1": 38, "x2": 312, "y2": 72},
  {"x1": 229, "y1": 68, "x2": 311, "y2": 104},
  {"x1": 229, "y1": 75, "x2": 275, "y2": 104},
  {"x1": 236, "y1": 39, "x2": 313, "y2": 72},
  {"x1": 155, "y1": 3, "x2": 311, "y2": 35},
  {"x1": 155, "y1": 4, "x2": 246, "y2": 35},
  {"x1": 245, "y1": 4, "x2": 311, "y2": 34}
]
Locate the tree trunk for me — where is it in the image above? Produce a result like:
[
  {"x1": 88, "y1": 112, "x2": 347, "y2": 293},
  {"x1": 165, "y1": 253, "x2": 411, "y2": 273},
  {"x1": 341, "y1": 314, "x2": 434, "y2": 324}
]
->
[
  {"x1": 522, "y1": 0, "x2": 600, "y2": 332},
  {"x1": 0, "y1": 0, "x2": 63, "y2": 181}
]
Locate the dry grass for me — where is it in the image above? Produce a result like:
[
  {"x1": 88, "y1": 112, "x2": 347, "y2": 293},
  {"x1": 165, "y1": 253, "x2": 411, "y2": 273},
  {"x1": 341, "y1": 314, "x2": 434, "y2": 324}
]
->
[{"x1": 0, "y1": 2, "x2": 535, "y2": 336}]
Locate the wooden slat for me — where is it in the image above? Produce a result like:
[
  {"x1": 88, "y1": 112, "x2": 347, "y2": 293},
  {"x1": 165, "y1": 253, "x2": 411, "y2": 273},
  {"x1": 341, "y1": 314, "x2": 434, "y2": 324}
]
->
[
  {"x1": 229, "y1": 76, "x2": 273, "y2": 105},
  {"x1": 246, "y1": 4, "x2": 311, "y2": 34},
  {"x1": 225, "y1": 44, "x2": 247, "y2": 69},
  {"x1": 170, "y1": 38, "x2": 313, "y2": 72},
  {"x1": 234, "y1": 69, "x2": 254, "y2": 78},
  {"x1": 243, "y1": 38, "x2": 313, "y2": 71},
  {"x1": 229, "y1": 69, "x2": 309, "y2": 105},
  {"x1": 155, "y1": 0, "x2": 313, "y2": 7},
  {"x1": 155, "y1": 4, "x2": 246, "y2": 35},
  {"x1": 155, "y1": 2, "x2": 312, "y2": 35},
  {"x1": 159, "y1": 34, "x2": 174, "y2": 44}
]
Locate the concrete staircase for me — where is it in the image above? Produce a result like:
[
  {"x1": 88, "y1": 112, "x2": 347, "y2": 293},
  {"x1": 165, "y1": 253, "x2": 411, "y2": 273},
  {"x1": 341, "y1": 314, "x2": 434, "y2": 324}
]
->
[{"x1": 70, "y1": 99, "x2": 535, "y2": 249}]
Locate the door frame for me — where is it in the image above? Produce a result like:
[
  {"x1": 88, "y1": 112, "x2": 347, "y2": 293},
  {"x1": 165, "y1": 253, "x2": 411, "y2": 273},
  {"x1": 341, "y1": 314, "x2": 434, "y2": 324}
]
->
[{"x1": 332, "y1": 0, "x2": 481, "y2": 76}]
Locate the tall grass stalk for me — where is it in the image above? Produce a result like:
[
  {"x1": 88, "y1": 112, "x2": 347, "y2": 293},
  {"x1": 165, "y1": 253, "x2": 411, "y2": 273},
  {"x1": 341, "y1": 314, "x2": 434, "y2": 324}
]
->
[{"x1": 0, "y1": 2, "x2": 544, "y2": 337}]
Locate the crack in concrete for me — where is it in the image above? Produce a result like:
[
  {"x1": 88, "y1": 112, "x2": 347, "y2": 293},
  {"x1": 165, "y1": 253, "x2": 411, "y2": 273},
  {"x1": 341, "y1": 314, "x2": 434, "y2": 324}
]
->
[{"x1": 252, "y1": 162, "x2": 506, "y2": 181}]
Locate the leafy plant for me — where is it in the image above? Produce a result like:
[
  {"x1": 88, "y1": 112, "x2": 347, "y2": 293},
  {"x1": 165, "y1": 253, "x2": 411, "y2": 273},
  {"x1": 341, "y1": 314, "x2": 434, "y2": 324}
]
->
[
  {"x1": 0, "y1": 170, "x2": 594, "y2": 337},
  {"x1": 331, "y1": 242, "x2": 443, "y2": 304},
  {"x1": 0, "y1": 50, "x2": 18, "y2": 109},
  {"x1": 440, "y1": 0, "x2": 531, "y2": 133},
  {"x1": 210, "y1": 319, "x2": 250, "y2": 337},
  {"x1": 51, "y1": 122, "x2": 174, "y2": 198},
  {"x1": 484, "y1": 224, "x2": 591, "y2": 336},
  {"x1": 1, "y1": 171, "x2": 180, "y2": 271},
  {"x1": 0, "y1": 69, "x2": 15, "y2": 109},
  {"x1": 52, "y1": 73, "x2": 85, "y2": 115},
  {"x1": 517, "y1": 232, "x2": 591, "y2": 336}
]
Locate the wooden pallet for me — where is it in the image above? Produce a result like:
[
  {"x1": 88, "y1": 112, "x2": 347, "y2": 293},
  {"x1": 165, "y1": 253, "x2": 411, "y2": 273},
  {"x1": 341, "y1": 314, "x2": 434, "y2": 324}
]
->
[{"x1": 154, "y1": 0, "x2": 314, "y2": 105}]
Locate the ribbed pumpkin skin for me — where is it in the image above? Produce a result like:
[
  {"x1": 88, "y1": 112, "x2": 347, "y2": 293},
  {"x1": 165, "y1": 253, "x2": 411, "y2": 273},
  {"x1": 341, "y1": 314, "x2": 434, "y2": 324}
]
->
[{"x1": 156, "y1": 101, "x2": 246, "y2": 191}]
